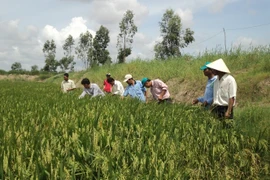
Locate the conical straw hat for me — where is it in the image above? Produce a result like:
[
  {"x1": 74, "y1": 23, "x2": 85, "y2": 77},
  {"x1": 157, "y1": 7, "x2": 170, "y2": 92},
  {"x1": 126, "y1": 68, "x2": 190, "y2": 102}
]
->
[{"x1": 206, "y1": 58, "x2": 230, "y2": 73}]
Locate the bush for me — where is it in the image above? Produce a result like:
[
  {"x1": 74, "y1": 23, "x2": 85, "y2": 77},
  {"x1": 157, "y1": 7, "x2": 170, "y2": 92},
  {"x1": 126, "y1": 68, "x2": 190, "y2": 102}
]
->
[{"x1": 0, "y1": 69, "x2": 7, "y2": 75}]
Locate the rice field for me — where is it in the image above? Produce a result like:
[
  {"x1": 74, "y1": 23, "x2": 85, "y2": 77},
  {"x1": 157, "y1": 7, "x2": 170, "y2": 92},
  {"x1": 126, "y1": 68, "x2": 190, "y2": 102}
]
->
[{"x1": 0, "y1": 80, "x2": 269, "y2": 179}]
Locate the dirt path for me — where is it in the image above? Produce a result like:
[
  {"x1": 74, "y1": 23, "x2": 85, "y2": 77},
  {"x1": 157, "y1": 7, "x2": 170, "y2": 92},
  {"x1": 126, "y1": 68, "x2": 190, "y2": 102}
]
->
[{"x1": 0, "y1": 74, "x2": 38, "y2": 81}]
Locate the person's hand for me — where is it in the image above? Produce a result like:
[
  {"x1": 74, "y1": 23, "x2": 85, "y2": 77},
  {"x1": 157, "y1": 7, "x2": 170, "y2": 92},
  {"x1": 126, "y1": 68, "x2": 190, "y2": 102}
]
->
[
  {"x1": 225, "y1": 111, "x2": 231, "y2": 118},
  {"x1": 192, "y1": 99, "x2": 199, "y2": 104},
  {"x1": 202, "y1": 101, "x2": 208, "y2": 107},
  {"x1": 158, "y1": 95, "x2": 163, "y2": 101}
]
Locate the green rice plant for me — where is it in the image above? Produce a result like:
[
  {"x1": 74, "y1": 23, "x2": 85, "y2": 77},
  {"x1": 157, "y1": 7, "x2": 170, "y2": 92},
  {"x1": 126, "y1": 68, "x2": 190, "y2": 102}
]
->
[{"x1": 0, "y1": 81, "x2": 269, "y2": 179}]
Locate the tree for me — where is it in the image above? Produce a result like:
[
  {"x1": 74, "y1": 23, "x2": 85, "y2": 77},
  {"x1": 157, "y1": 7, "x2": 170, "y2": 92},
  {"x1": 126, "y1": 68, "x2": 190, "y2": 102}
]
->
[
  {"x1": 31, "y1": 65, "x2": 39, "y2": 75},
  {"x1": 11, "y1": 62, "x2": 22, "y2": 71},
  {"x1": 31, "y1": 65, "x2": 39, "y2": 72},
  {"x1": 75, "y1": 31, "x2": 93, "y2": 69},
  {"x1": 117, "y1": 10, "x2": 137, "y2": 63},
  {"x1": 60, "y1": 35, "x2": 76, "y2": 72},
  {"x1": 93, "y1": 25, "x2": 111, "y2": 65},
  {"x1": 42, "y1": 40, "x2": 58, "y2": 72},
  {"x1": 154, "y1": 9, "x2": 195, "y2": 59}
]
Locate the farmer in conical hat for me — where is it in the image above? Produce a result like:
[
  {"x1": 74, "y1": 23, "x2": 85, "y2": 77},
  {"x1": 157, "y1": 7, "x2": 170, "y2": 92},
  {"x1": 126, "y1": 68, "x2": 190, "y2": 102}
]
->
[{"x1": 206, "y1": 58, "x2": 237, "y2": 120}]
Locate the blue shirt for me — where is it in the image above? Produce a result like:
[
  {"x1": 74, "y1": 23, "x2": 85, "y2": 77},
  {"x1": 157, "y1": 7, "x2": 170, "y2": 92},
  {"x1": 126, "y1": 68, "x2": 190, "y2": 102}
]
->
[
  {"x1": 197, "y1": 76, "x2": 217, "y2": 107},
  {"x1": 123, "y1": 80, "x2": 146, "y2": 102}
]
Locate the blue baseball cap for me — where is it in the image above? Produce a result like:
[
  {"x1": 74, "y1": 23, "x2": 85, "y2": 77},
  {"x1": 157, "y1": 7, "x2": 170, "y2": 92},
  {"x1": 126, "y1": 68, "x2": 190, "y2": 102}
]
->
[{"x1": 200, "y1": 62, "x2": 211, "y2": 70}]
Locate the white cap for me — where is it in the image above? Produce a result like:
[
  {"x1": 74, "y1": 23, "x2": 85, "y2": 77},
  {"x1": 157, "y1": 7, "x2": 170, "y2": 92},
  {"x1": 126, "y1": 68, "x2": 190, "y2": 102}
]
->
[
  {"x1": 123, "y1": 74, "x2": 132, "y2": 82},
  {"x1": 206, "y1": 58, "x2": 230, "y2": 73}
]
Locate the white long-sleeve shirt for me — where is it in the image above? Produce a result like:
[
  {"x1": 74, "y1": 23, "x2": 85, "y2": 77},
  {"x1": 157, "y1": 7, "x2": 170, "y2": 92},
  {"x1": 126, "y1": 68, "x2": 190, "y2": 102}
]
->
[
  {"x1": 79, "y1": 83, "x2": 105, "y2": 99},
  {"x1": 112, "y1": 80, "x2": 124, "y2": 96}
]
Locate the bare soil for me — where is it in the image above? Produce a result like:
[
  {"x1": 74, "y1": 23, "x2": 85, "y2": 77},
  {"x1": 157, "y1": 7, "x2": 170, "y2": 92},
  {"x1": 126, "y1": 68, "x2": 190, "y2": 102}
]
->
[{"x1": 0, "y1": 74, "x2": 38, "y2": 81}]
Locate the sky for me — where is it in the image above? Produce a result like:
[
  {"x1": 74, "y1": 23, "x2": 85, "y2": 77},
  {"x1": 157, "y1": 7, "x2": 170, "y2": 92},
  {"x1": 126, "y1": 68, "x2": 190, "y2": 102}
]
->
[{"x1": 0, "y1": 0, "x2": 270, "y2": 71}]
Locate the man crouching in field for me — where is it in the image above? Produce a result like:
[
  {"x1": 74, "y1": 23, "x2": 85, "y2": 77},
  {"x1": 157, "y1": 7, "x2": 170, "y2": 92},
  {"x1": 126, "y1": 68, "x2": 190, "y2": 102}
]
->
[
  {"x1": 79, "y1": 78, "x2": 105, "y2": 99},
  {"x1": 141, "y1": 77, "x2": 172, "y2": 104},
  {"x1": 107, "y1": 77, "x2": 124, "y2": 96}
]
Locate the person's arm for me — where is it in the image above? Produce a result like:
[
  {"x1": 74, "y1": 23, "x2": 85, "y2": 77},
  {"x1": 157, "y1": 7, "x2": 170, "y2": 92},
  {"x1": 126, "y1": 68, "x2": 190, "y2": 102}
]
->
[
  {"x1": 113, "y1": 84, "x2": 120, "y2": 95},
  {"x1": 67, "y1": 81, "x2": 76, "y2": 91},
  {"x1": 193, "y1": 97, "x2": 204, "y2": 104},
  {"x1": 225, "y1": 77, "x2": 237, "y2": 118},
  {"x1": 92, "y1": 86, "x2": 99, "y2": 97},
  {"x1": 103, "y1": 80, "x2": 106, "y2": 90},
  {"x1": 158, "y1": 90, "x2": 166, "y2": 101},
  {"x1": 140, "y1": 82, "x2": 147, "y2": 101},
  {"x1": 203, "y1": 97, "x2": 213, "y2": 107},
  {"x1": 70, "y1": 81, "x2": 76, "y2": 90},
  {"x1": 156, "y1": 80, "x2": 168, "y2": 100},
  {"x1": 92, "y1": 84, "x2": 105, "y2": 97},
  {"x1": 225, "y1": 97, "x2": 235, "y2": 118},
  {"x1": 79, "y1": 91, "x2": 86, "y2": 99},
  {"x1": 67, "y1": 88, "x2": 76, "y2": 92},
  {"x1": 123, "y1": 87, "x2": 128, "y2": 97}
]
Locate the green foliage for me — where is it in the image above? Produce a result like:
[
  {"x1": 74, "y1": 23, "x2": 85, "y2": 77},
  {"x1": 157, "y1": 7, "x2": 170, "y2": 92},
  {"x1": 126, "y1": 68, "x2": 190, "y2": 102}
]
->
[
  {"x1": 60, "y1": 35, "x2": 76, "y2": 72},
  {"x1": 0, "y1": 69, "x2": 7, "y2": 75},
  {"x1": 31, "y1": 65, "x2": 39, "y2": 72},
  {"x1": 117, "y1": 10, "x2": 137, "y2": 63},
  {"x1": 154, "y1": 9, "x2": 195, "y2": 59},
  {"x1": 30, "y1": 65, "x2": 39, "y2": 75},
  {"x1": 0, "y1": 81, "x2": 269, "y2": 179},
  {"x1": 59, "y1": 57, "x2": 75, "y2": 72},
  {"x1": 93, "y1": 25, "x2": 111, "y2": 65},
  {"x1": 11, "y1": 62, "x2": 22, "y2": 71},
  {"x1": 63, "y1": 35, "x2": 75, "y2": 56},
  {"x1": 42, "y1": 40, "x2": 59, "y2": 72},
  {"x1": 75, "y1": 31, "x2": 93, "y2": 69},
  {"x1": 117, "y1": 48, "x2": 131, "y2": 63}
]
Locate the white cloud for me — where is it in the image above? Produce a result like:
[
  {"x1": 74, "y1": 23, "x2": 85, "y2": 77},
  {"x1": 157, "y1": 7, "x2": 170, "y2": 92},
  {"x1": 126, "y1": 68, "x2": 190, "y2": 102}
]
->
[
  {"x1": 232, "y1": 36, "x2": 259, "y2": 48},
  {"x1": 128, "y1": 32, "x2": 155, "y2": 60},
  {"x1": 146, "y1": 0, "x2": 240, "y2": 15},
  {"x1": 209, "y1": 0, "x2": 239, "y2": 13},
  {"x1": 90, "y1": 0, "x2": 149, "y2": 28},
  {"x1": 175, "y1": 8, "x2": 193, "y2": 28},
  {"x1": 0, "y1": 17, "x2": 96, "y2": 70},
  {"x1": 8, "y1": 19, "x2": 20, "y2": 27},
  {"x1": 40, "y1": 17, "x2": 95, "y2": 46}
]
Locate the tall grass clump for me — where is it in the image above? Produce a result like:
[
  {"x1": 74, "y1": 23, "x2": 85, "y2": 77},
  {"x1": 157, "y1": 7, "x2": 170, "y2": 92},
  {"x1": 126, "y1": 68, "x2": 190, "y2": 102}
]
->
[{"x1": 0, "y1": 81, "x2": 269, "y2": 179}]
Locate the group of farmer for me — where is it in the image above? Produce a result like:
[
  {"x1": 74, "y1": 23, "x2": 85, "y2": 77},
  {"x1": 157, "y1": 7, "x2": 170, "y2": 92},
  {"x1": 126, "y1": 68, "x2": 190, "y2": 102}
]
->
[{"x1": 61, "y1": 58, "x2": 237, "y2": 120}]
